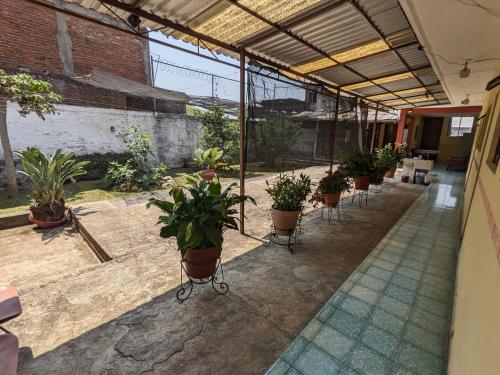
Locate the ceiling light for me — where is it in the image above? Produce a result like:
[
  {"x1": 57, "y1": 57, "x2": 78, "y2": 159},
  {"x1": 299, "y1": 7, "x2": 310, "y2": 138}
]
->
[
  {"x1": 462, "y1": 94, "x2": 470, "y2": 105},
  {"x1": 459, "y1": 62, "x2": 471, "y2": 78}
]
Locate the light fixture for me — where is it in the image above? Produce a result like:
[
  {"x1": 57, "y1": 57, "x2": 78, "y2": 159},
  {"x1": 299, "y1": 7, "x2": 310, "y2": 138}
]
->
[
  {"x1": 127, "y1": 14, "x2": 141, "y2": 29},
  {"x1": 462, "y1": 94, "x2": 470, "y2": 105},
  {"x1": 459, "y1": 61, "x2": 471, "y2": 78}
]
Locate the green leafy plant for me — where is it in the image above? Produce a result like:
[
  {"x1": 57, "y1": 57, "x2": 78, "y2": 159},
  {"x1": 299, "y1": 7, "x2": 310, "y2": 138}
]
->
[
  {"x1": 251, "y1": 117, "x2": 302, "y2": 166},
  {"x1": 15, "y1": 148, "x2": 88, "y2": 209},
  {"x1": 200, "y1": 106, "x2": 240, "y2": 163},
  {"x1": 318, "y1": 170, "x2": 350, "y2": 196},
  {"x1": 0, "y1": 70, "x2": 62, "y2": 198},
  {"x1": 374, "y1": 143, "x2": 405, "y2": 172},
  {"x1": 105, "y1": 123, "x2": 168, "y2": 191},
  {"x1": 194, "y1": 147, "x2": 224, "y2": 170},
  {"x1": 74, "y1": 152, "x2": 131, "y2": 181},
  {"x1": 338, "y1": 148, "x2": 375, "y2": 178},
  {"x1": 148, "y1": 176, "x2": 255, "y2": 256},
  {"x1": 265, "y1": 172, "x2": 311, "y2": 211}
]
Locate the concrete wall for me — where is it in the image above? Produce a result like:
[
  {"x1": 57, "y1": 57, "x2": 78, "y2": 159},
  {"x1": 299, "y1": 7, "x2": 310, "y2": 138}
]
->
[
  {"x1": 448, "y1": 66, "x2": 500, "y2": 375},
  {"x1": 0, "y1": 102, "x2": 202, "y2": 187}
]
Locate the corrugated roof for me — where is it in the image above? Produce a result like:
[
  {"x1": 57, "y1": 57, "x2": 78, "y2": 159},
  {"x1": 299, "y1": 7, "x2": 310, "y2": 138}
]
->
[{"x1": 62, "y1": 0, "x2": 449, "y2": 109}]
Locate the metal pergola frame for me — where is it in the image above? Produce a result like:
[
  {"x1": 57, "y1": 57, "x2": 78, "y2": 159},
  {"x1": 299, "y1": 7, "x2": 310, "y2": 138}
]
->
[{"x1": 22, "y1": 0, "x2": 445, "y2": 234}]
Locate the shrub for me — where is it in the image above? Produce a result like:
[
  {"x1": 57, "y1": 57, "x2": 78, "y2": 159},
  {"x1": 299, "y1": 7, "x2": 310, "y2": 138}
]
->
[
  {"x1": 200, "y1": 106, "x2": 239, "y2": 163},
  {"x1": 318, "y1": 170, "x2": 350, "y2": 196},
  {"x1": 338, "y1": 148, "x2": 375, "y2": 178},
  {"x1": 265, "y1": 172, "x2": 311, "y2": 211},
  {"x1": 75, "y1": 152, "x2": 131, "y2": 181}
]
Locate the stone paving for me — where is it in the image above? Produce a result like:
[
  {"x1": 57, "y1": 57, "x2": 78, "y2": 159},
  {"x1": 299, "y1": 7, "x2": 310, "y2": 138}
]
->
[
  {"x1": 266, "y1": 169, "x2": 463, "y2": 375},
  {"x1": 2, "y1": 166, "x2": 426, "y2": 374}
]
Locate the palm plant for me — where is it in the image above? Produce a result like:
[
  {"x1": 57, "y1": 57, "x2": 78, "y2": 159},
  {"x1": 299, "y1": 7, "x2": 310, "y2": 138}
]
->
[
  {"x1": 194, "y1": 147, "x2": 224, "y2": 170},
  {"x1": 15, "y1": 148, "x2": 88, "y2": 220}
]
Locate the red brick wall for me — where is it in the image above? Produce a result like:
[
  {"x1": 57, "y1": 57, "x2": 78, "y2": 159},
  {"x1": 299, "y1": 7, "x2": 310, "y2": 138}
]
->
[
  {"x1": 0, "y1": 0, "x2": 153, "y2": 111},
  {"x1": 0, "y1": 0, "x2": 64, "y2": 75}
]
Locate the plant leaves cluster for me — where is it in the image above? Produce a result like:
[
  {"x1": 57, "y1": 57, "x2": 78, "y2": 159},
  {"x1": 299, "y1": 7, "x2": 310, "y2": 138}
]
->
[
  {"x1": 148, "y1": 176, "x2": 255, "y2": 257},
  {"x1": 374, "y1": 143, "x2": 405, "y2": 171},
  {"x1": 338, "y1": 148, "x2": 376, "y2": 178},
  {"x1": 318, "y1": 170, "x2": 350, "y2": 195},
  {"x1": 194, "y1": 147, "x2": 223, "y2": 170},
  {"x1": 265, "y1": 172, "x2": 311, "y2": 211},
  {"x1": 15, "y1": 148, "x2": 88, "y2": 207}
]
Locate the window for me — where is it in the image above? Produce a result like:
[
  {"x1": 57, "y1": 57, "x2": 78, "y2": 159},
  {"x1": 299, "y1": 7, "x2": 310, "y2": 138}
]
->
[{"x1": 448, "y1": 116, "x2": 475, "y2": 137}]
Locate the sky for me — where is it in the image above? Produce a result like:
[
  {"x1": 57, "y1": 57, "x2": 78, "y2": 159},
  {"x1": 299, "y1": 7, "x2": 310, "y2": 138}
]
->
[{"x1": 148, "y1": 32, "x2": 241, "y2": 101}]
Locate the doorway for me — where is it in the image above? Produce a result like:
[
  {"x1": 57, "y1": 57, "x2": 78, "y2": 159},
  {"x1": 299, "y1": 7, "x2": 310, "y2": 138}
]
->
[{"x1": 420, "y1": 117, "x2": 443, "y2": 150}]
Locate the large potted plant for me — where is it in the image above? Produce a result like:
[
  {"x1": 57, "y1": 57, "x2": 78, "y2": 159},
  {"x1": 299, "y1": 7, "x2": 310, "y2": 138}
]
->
[
  {"x1": 148, "y1": 177, "x2": 254, "y2": 279},
  {"x1": 15, "y1": 148, "x2": 88, "y2": 228},
  {"x1": 339, "y1": 148, "x2": 375, "y2": 191},
  {"x1": 266, "y1": 173, "x2": 311, "y2": 235},
  {"x1": 194, "y1": 147, "x2": 223, "y2": 181},
  {"x1": 375, "y1": 143, "x2": 405, "y2": 178},
  {"x1": 317, "y1": 170, "x2": 350, "y2": 206}
]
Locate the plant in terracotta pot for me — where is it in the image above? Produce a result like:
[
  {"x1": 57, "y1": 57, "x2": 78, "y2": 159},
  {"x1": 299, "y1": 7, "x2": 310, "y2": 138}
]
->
[
  {"x1": 148, "y1": 176, "x2": 255, "y2": 279},
  {"x1": 266, "y1": 173, "x2": 311, "y2": 235},
  {"x1": 194, "y1": 147, "x2": 223, "y2": 181},
  {"x1": 375, "y1": 143, "x2": 405, "y2": 178},
  {"x1": 15, "y1": 148, "x2": 89, "y2": 228},
  {"x1": 316, "y1": 170, "x2": 350, "y2": 206},
  {"x1": 338, "y1": 148, "x2": 375, "y2": 191}
]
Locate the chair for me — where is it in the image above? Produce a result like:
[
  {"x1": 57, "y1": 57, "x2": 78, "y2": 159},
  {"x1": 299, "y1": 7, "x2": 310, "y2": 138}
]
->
[{"x1": 0, "y1": 286, "x2": 22, "y2": 375}]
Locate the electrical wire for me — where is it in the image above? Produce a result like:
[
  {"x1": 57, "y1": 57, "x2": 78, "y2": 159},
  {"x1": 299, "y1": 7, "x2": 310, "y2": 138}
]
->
[
  {"x1": 420, "y1": 46, "x2": 500, "y2": 66},
  {"x1": 455, "y1": 0, "x2": 500, "y2": 17}
]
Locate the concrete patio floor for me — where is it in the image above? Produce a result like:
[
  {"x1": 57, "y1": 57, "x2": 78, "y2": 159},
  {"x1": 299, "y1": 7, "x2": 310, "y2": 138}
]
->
[{"x1": 1, "y1": 166, "x2": 426, "y2": 374}]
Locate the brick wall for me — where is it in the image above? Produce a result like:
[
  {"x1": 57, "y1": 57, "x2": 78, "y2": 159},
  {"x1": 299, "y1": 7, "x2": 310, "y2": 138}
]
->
[{"x1": 0, "y1": 0, "x2": 147, "y2": 82}]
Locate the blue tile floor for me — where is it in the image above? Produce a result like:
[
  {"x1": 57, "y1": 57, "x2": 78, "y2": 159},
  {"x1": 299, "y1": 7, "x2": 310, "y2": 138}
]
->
[{"x1": 266, "y1": 169, "x2": 463, "y2": 375}]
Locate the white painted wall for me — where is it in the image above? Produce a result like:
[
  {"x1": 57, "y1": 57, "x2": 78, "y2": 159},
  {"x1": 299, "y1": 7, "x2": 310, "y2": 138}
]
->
[{"x1": 1, "y1": 102, "x2": 202, "y2": 167}]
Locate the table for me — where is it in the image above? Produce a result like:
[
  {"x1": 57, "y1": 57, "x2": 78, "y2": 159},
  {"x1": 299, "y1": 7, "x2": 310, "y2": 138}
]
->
[
  {"x1": 402, "y1": 158, "x2": 434, "y2": 183},
  {"x1": 415, "y1": 149, "x2": 440, "y2": 160}
]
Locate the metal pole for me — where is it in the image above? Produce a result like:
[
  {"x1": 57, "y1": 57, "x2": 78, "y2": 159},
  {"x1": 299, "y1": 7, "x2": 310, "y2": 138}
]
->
[
  {"x1": 239, "y1": 50, "x2": 246, "y2": 234},
  {"x1": 370, "y1": 103, "x2": 379, "y2": 153},
  {"x1": 329, "y1": 88, "x2": 340, "y2": 172}
]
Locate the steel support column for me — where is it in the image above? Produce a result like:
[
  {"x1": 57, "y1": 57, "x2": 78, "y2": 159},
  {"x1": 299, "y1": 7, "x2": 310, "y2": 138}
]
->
[
  {"x1": 329, "y1": 89, "x2": 341, "y2": 173},
  {"x1": 239, "y1": 50, "x2": 246, "y2": 234},
  {"x1": 370, "y1": 103, "x2": 379, "y2": 153}
]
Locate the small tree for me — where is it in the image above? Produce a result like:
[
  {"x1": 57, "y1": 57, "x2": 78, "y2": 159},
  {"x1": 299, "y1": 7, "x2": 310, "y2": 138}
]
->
[
  {"x1": 0, "y1": 70, "x2": 62, "y2": 197},
  {"x1": 200, "y1": 106, "x2": 239, "y2": 163}
]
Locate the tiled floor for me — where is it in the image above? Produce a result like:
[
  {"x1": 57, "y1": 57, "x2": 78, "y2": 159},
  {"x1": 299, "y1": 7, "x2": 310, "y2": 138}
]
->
[{"x1": 266, "y1": 169, "x2": 463, "y2": 375}]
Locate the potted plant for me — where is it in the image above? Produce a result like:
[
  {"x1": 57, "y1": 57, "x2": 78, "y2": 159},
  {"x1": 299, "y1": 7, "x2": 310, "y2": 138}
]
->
[
  {"x1": 194, "y1": 147, "x2": 223, "y2": 181},
  {"x1": 15, "y1": 148, "x2": 89, "y2": 228},
  {"x1": 375, "y1": 143, "x2": 405, "y2": 178},
  {"x1": 148, "y1": 176, "x2": 255, "y2": 279},
  {"x1": 338, "y1": 148, "x2": 375, "y2": 191},
  {"x1": 266, "y1": 173, "x2": 311, "y2": 235},
  {"x1": 317, "y1": 170, "x2": 350, "y2": 206}
]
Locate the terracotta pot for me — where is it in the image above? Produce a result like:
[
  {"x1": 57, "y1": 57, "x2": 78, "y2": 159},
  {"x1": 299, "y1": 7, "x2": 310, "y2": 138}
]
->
[
  {"x1": 204, "y1": 169, "x2": 215, "y2": 181},
  {"x1": 354, "y1": 176, "x2": 370, "y2": 191},
  {"x1": 29, "y1": 210, "x2": 67, "y2": 229},
  {"x1": 183, "y1": 247, "x2": 218, "y2": 279},
  {"x1": 271, "y1": 208, "x2": 300, "y2": 235},
  {"x1": 324, "y1": 192, "x2": 341, "y2": 207},
  {"x1": 385, "y1": 169, "x2": 396, "y2": 178},
  {"x1": 30, "y1": 202, "x2": 65, "y2": 222}
]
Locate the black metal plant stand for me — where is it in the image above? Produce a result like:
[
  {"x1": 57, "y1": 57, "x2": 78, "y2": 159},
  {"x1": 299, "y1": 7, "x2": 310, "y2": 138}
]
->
[
  {"x1": 320, "y1": 202, "x2": 341, "y2": 224},
  {"x1": 351, "y1": 189, "x2": 369, "y2": 207},
  {"x1": 176, "y1": 257, "x2": 228, "y2": 302},
  {"x1": 267, "y1": 211, "x2": 303, "y2": 253}
]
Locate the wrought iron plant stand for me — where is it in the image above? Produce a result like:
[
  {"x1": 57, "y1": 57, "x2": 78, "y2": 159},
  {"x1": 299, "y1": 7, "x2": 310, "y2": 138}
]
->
[
  {"x1": 267, "y1": 209, "x2": 303, "y2": 253},
  {"x1": 176, "y1": 257, "x2": 229, "y2": 302}
]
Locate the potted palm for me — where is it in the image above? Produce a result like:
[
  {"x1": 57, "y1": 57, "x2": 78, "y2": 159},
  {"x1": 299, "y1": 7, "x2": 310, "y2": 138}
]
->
[
  {"x1": 15, "y1": 148, "x2": 89, "y2": 228},
  {"x1": 375, "y1": 143, "x2": 405, "y2": 178},
  {"x1": 194, "y1": 147, "x2": 223, "y2": 181},
  {"x1": 148, "y1": 176, "x2": 255, "y2": 279},
  {"x1": 266, "y1": 173, "x2": 311, "y2": 235},
  {"x1": 317, "y1": 170, "x2": 350, "y2": 206},
  {"x1": 339, "y1": 148, "x2": 375, "y2": 191}
]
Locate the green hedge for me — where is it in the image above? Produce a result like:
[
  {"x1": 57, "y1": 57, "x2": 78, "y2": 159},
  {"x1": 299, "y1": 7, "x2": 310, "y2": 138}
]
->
[{"x1": 75, "y1": 152, "x2": 132, "y2": 181}]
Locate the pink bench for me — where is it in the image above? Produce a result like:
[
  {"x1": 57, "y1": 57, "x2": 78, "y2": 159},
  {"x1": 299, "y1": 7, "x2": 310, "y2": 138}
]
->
[{"x1": 0, "y1": 286, "x2": 22, "y2": 375}]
